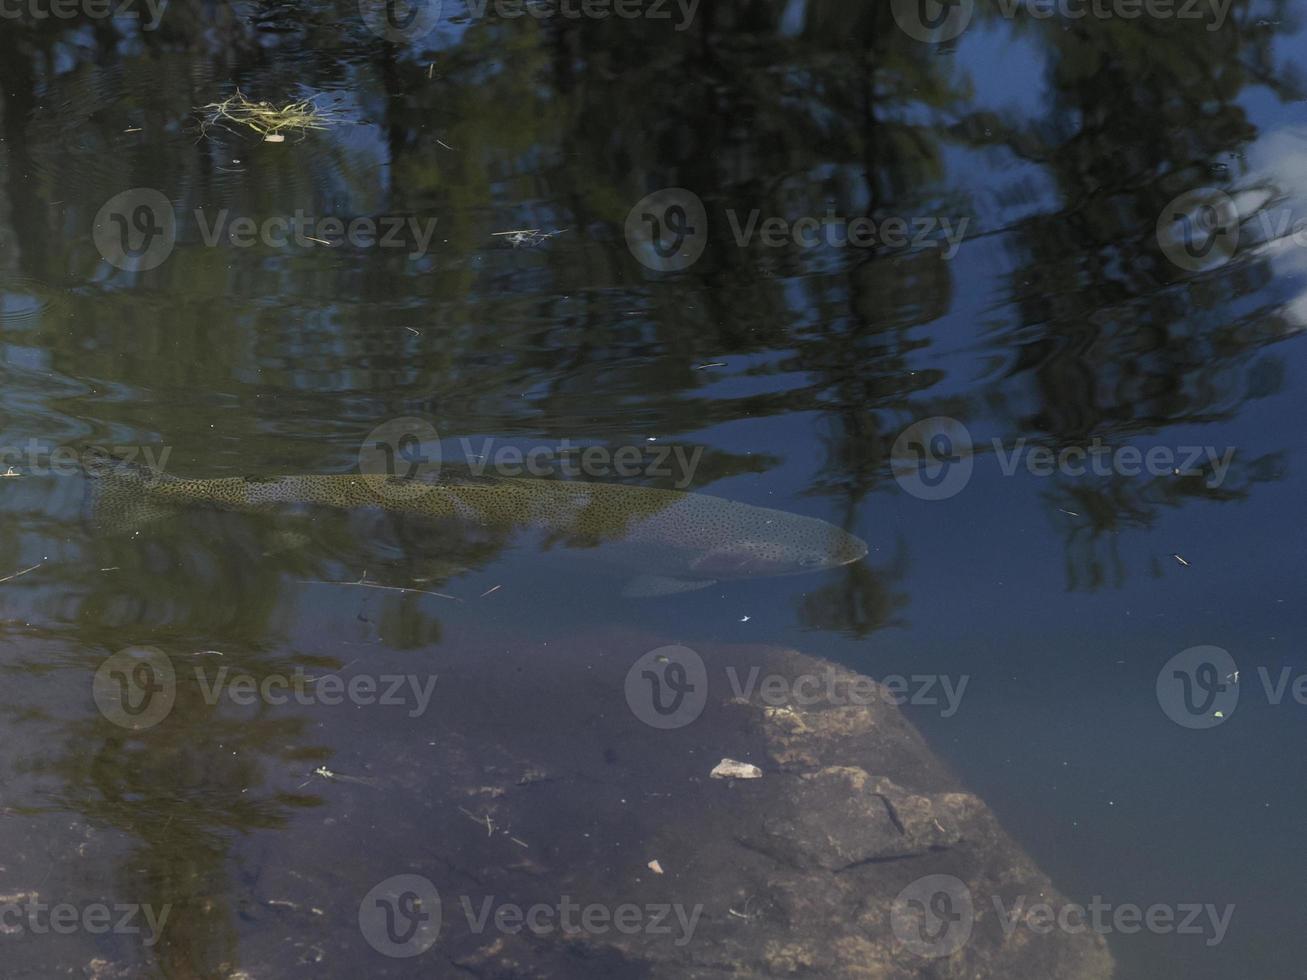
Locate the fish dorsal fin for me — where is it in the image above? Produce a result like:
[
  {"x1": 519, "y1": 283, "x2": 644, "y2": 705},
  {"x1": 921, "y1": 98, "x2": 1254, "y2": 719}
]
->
[{"x1": 622, "y1": 574, "x2": 717, "y2": 598}]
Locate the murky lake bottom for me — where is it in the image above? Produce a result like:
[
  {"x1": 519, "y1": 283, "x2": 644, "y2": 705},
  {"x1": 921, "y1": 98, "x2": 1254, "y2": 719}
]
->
[{"x1": 1, "y1": 2, "x2": 1306, "y2": 977}]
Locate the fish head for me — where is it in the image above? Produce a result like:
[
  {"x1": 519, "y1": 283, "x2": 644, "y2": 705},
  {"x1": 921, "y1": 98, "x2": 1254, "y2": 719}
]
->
[{"x1": 686, "y1": 513, "x2": 868, "y2": 579}]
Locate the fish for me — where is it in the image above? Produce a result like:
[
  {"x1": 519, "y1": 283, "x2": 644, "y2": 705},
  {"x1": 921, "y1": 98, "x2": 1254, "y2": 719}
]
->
[{"x1": 82, "y1": 453, "x2": 868, "y2": 597}]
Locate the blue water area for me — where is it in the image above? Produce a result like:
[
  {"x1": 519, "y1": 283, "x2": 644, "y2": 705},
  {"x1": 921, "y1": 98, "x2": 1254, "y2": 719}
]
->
[{"x1": 0, "y1": 1, "x2": 1303, "y2": 976}]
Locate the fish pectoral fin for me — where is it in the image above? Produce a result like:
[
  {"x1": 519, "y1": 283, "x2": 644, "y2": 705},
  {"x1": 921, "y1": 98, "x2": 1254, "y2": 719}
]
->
[{"x1": 621, "y1": 574, "x2": 717, "y2": 598}]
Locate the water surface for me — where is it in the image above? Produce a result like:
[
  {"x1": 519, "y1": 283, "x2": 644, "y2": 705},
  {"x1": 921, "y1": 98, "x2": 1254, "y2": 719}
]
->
[{"x1": 1, "y1": 2, "x2": 1305, "y2": 976}]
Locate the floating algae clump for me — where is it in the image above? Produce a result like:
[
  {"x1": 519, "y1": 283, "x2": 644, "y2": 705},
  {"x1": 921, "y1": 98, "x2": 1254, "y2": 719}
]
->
[{"x1": 198, "y1": 90, "x2": 341, "y2": 141}]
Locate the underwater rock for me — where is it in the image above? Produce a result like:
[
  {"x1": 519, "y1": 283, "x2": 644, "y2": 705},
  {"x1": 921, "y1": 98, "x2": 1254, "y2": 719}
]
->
[
  {"x1": 344, "y1": 640, "x2": 1113, "y2": 977},
  {"x1": 185, "y1": 633, "x2": 1114, "y2": 979}
]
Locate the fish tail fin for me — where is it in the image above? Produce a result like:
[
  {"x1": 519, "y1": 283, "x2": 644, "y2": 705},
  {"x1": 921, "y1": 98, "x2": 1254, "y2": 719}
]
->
[{"x1": 80, "y1": 447, "x2": 178, "y2": 535}]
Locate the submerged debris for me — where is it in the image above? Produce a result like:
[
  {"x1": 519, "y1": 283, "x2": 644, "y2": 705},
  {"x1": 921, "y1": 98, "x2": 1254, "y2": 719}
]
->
[
  {"x1": 710, "y1": 758, "x2": 763, "y2": 780},
  {"x1": 491, "y1": 228, "x2": 567, "y2": 248}
]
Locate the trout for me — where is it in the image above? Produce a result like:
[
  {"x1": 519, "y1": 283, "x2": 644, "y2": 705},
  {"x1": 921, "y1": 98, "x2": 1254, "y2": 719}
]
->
[{"x1": 84, "y1": 456, "x2": 867, "y2": 596}]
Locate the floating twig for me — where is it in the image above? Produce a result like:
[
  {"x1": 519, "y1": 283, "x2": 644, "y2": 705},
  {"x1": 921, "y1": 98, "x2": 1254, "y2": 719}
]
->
[
  {"x1": 297, "y1": 576, "x2": 461, "y2": 602},
  {"x1": 297, "y1": 766, "x2": 378, "y2": 789},
  {"x1": 0, "y1": 563, "x2": 42, "y2": 585}
]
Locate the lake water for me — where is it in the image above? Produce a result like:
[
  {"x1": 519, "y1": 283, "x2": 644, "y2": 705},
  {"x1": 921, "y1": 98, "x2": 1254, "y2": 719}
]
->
[{"x1": 0, "y1": 1, "x2": 1304, "y2": 977}]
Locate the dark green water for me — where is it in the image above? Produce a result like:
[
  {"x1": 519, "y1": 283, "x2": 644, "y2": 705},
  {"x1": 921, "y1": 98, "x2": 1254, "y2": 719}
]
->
[{"x1": 0, "y1": 1, "x2": 1305, "y2": 976}]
